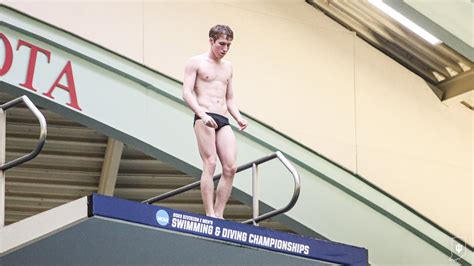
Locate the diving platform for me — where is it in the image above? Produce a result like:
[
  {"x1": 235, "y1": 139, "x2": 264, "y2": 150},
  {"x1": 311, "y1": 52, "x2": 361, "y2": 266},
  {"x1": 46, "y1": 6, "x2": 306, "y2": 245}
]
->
[{"x1": 1, "y1": 194, "x2": 368, "y2": 265}]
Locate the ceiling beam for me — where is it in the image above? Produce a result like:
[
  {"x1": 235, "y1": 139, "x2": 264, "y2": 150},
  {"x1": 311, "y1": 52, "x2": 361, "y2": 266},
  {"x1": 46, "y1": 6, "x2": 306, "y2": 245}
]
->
[
  {"x1": 353, "y1": 0, "x2": 463, "y2": 74},
  {"x1": 98, "y1": 138, "x2": 124, "y2": 196},
  {"x1": 332, "y1": 0, "x2": 452, "y2": 78},
  {"x1": 307, "y1": 0, "x2": 438, "y2": 83},
  {"x1": 382, "y1": 0, "x2": 474, "y2": 62},
  {"x1": 439, "y1": 69, "x2": 474, "y2": 101}
]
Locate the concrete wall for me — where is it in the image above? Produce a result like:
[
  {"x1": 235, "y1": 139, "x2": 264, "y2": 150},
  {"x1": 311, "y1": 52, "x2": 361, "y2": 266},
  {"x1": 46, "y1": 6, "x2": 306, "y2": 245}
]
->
[{"x1": 4, "y1": 0, "x2": 472, "y2": 244}]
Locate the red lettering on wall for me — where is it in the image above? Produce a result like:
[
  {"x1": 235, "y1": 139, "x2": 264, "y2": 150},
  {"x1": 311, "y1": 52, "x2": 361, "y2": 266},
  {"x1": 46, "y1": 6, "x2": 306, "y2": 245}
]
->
[
  {"x1": 0, "y1": 33, "x2": 13, "y2": 76},
  {"x1": 1, "y1": 32, "x2": 82, "y2": 112},
  {"x1": 16, "y1": 39, "x2": 51, "y2": 91},
  {"x1": 43, "y1": 61, "x2": 82, "y2": 111}
]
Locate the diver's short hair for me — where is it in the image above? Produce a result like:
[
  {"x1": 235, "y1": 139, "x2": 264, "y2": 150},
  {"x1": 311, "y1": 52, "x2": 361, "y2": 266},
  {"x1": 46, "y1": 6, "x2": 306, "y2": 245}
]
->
[{"x1": 209, "y1": 25, "x2": 233, "y2": 40}]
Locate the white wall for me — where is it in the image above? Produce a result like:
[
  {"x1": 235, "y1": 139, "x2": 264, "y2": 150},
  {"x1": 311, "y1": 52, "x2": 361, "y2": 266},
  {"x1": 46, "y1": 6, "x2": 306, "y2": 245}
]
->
[{"x1": 4, "y1": 0, "x2": 472, "y2": 244}]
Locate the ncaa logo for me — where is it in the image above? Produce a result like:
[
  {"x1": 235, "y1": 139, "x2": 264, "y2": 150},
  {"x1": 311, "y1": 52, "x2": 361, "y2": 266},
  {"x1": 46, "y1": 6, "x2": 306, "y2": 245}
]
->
[{"x1": 155, "y1": 209, "x2": 169, "y2": 226}]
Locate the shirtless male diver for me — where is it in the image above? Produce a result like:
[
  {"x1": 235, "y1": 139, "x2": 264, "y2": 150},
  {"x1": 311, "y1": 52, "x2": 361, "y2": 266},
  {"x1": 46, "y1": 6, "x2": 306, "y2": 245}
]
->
[{"x1": 182, "y1": 25, "x2": 248, "y2": 219}]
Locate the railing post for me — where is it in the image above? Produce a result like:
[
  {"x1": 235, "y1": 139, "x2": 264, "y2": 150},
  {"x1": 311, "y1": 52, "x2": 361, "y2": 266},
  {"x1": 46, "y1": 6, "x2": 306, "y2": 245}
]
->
[
  {"x1": 0, "y1": 96, "x2": 47, "y2": 171},
  {"x1": 0, "y1": 96, "x2": 47, "y2": 228},
  {"x1": 0, "y1": 108, "x2": 6, "y2": 228},
  {"x1": 252, "y1": 163, "x2": 259, "y2": 226},
  {"x1": 143, "y1": 151, "x2": 299, "y2": 226}
]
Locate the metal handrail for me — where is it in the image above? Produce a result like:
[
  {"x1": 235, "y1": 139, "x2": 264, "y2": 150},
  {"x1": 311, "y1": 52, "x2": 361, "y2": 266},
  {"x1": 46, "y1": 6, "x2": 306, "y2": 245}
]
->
[
  {"x1": 0, "y1": 96, "x2": 47, "y2": 171},
  {"x1": 143, "y1": 151, "x2": 301, "y2": 225}
]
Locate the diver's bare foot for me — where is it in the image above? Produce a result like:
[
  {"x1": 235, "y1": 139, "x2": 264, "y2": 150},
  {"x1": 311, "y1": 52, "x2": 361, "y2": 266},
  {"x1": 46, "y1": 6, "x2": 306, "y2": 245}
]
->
[{"x1": 207, "y1": 214, "x2": 217, "y2": 218}]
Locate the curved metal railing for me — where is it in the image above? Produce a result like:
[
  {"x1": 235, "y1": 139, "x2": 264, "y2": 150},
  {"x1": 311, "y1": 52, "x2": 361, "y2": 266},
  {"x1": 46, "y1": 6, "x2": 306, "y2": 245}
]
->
[
  {"x1": 0, "y1": 95, "x2": 47, "y2": 170},
  {"x1": 143, "y1": 151, "x2": 301, "y2": 225}
]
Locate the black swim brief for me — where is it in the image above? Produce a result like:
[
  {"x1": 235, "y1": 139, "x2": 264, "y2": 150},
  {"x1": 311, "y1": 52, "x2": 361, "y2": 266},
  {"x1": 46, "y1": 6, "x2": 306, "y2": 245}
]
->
[{"x1": 193, "y1": 112, "x2": 230, "y2": 131}]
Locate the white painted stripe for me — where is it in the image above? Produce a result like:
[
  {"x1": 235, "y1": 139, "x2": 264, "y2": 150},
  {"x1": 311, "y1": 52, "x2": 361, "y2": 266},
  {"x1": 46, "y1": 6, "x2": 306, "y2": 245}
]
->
[{"x1": 0, "y1": 196, "x2": 88, "y2": 255}]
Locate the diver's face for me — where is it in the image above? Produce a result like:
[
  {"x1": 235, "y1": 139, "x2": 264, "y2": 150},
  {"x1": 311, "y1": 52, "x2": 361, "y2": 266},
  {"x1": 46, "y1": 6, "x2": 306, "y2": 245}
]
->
[{"x1": 210, "y1": 35, "x2": 232, "y2": 59}]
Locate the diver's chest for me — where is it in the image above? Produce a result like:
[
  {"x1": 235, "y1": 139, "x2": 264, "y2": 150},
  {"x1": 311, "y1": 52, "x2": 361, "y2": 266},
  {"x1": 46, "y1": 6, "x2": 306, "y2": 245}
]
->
[{"x1": 198, "y1": 65, "x2": 230, "y2": 83}]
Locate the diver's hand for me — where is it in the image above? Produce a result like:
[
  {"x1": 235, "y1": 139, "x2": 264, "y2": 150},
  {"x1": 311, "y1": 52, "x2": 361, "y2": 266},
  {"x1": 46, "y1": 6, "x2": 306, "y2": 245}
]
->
[
  {"x1": 237, "y1": 118, "x2": 248, "y2": 131},
  {"x1": 201, "y1": 114, "x2": 218, "y2": 128}
]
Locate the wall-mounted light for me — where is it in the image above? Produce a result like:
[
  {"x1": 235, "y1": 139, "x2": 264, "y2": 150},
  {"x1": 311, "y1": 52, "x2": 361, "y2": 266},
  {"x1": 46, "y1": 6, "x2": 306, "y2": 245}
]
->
[{"x1": 368, "y1": 0, "x2": 442, "y2": 45}]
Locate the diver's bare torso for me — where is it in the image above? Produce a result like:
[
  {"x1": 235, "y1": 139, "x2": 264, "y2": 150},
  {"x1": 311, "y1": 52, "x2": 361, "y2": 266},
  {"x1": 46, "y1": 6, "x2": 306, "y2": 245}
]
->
[{"x1": 193, "y1": 54, "x2": 232, "y2": 116}]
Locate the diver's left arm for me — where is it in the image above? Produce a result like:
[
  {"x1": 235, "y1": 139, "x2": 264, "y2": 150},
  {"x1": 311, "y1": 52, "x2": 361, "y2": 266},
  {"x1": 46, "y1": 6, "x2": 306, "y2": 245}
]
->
[{"x1": 226, "y1": 65, "x2": 248, "y2": 131}]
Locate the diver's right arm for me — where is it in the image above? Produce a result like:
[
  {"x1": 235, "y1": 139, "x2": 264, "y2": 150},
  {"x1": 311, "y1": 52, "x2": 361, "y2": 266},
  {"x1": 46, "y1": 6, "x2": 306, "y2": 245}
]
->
[{"x1": 182, "y1": 58, "x2": 217, "y2": 128}]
